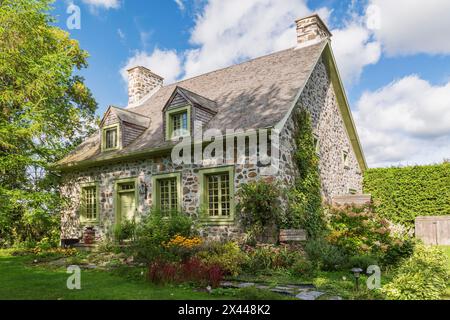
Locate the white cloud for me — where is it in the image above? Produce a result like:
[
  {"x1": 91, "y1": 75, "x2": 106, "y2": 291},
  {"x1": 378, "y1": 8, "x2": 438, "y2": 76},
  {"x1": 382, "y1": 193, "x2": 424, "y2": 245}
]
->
[
  {"x1": 174, "y1": 0, "x2": 185, "y2": 11},
  {"x1": 120, "y1": 49, "x2": 183, "y2": 84},
  {"x1": 183, "y1": 0, "x2": 315, "y2": 78},
  {"x1": 82, "y1": 0, "x2": 120, "y2": 10},
  {"x1": 368, "y1": 0, "x2": 450, "y2": 56},
  {"x1": 331, "y1": 23, "x2": 381, "y2": 84},
  {"x1": 354, "y1": 75, "x2": 450, "y2": 167},
  {"x1": 122, "y1": 0, "x2": 378, "y2": 84}
]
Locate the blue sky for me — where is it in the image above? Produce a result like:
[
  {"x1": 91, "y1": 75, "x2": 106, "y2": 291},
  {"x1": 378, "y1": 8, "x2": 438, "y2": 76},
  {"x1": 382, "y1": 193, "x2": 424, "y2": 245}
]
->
[{"x1": 52, "y1": 0, "x2": 450, "y2": 167}]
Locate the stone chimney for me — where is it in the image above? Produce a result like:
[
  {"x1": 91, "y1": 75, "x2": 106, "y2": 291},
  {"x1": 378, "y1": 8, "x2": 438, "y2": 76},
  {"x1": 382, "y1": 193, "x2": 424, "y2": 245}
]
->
[
  {"x1": 295, "y1": 14, "x2": 332, "y2": 48},
  {"x1": 127, "y1": 66, "x2": 163, "y2": 106}
]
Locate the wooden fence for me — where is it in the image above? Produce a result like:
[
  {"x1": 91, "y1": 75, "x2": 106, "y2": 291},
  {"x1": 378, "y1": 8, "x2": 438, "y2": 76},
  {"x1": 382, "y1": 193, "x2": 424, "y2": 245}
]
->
[{"x1": 415, "y1": 216, "x2": 450, "y2": 245}]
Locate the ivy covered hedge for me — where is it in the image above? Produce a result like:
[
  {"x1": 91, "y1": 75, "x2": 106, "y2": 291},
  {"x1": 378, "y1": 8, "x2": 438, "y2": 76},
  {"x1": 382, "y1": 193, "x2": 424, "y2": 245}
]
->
[{"x1": 363, "y1": 163, "x2": 450, "y2": 227}]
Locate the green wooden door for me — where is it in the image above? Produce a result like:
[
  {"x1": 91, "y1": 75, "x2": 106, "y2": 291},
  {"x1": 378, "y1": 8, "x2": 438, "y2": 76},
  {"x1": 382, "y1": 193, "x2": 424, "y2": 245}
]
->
[{"x1": 119, "y1": 191, "x2": 136, "y2": 222}]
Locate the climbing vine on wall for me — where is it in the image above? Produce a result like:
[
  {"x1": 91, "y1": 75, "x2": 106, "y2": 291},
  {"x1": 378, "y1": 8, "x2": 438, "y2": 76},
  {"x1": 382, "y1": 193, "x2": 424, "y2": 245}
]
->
[{"x1": 285, "y1": 108, "x2": 325, "y2": 238}]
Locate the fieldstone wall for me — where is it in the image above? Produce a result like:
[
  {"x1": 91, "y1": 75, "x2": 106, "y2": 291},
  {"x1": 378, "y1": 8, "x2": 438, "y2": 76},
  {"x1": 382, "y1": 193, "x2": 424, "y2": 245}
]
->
[
  {"x1": 277, "y1": 57, "x2": 363, "y2": 201},
  {"x1": 61, "y1": 56, "x2": 362, "y2": 243},
  {"x1": 60, "y1": 158, "x2": 265, "y2": 242}
]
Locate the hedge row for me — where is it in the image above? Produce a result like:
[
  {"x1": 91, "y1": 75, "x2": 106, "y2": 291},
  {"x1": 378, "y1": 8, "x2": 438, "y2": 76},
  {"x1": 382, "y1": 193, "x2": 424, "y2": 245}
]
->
[{"x1": 363, "y1": 163, "x2": 450, "y2": 227}]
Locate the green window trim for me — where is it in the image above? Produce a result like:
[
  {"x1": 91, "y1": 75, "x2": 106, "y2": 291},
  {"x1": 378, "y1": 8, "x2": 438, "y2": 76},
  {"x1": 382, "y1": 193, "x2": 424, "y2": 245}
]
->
[
  {"x1": 114, "y1": 177, "x2": 139, "y2": 226},
  {"x1": 152, "y1": 172, "x2": 182, "y2": 213},
  {"x1": 199, "y1": 166, "x2": 235, "y2": 225},
  {"x1": 102, "y1": 123, "x2": 121, "y2": 152},
  {"x1": 80, "y1": 182, "x2": 100, "y2": 225},
  {"x1": 165, "y1": 105, "x2": 191, "y2": 141}
]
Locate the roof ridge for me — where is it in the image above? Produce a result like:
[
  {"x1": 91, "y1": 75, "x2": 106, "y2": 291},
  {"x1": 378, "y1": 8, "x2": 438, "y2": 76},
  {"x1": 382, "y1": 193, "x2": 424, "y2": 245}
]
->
[
  {"x1": 167, "y1": 46, "x2": 298, "y2": 88},
  {"x1": 111, "y1": 105, "x2": 151, "y2": 119},
  {"x1": 176, "y1": 86, "x2": 216, "y2": 103}
]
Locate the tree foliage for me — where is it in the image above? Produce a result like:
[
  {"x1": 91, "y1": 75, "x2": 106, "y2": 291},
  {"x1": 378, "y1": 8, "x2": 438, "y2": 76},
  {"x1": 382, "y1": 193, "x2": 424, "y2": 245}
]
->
[
  {"x1": 363, "y1": 163, "x2": 450, "y2": 227},
  {"x1": 286, "y1": 109, "x2": 324, "y2": 237},
  {"x1": 0, "y1": 0, "x2": 97, "y2": 246}
]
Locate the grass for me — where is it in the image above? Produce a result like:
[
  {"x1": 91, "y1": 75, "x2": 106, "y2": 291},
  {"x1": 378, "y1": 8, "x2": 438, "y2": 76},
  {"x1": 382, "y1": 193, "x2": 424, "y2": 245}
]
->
[
  {"x1": 0, "y1": 250, "x2": 290, "y2": 300},
  {"x1": 2, "y1": 246, "x2": 448, "y2": 300},
  {"x1": 0, "y1": 250, "x2": 216, "y2": 300},
  {"x1": 438, "y1": 246, "x2": 450, "y2": 300}
]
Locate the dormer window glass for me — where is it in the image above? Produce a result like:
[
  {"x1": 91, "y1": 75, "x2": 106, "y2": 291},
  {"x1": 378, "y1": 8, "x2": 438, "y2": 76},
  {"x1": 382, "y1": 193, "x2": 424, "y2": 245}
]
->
[
  {"x1": 172, "y1": 111, "x2": 188, "y2": 134},
  {"x1": 105, "y1": 128, "x2": 117, "y2": 149},
  {"x1": 166, "y1": 106, "x2": 191, "y2": 140},
  {"x1": 102, "y1": 124, "x2": 120, "y2": 151}
]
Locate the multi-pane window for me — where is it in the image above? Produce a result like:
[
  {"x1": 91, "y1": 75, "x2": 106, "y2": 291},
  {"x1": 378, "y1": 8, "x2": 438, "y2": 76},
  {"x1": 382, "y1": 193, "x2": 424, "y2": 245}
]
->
[
  {"x1": 119, "y1": 182, "x2": 134, "y2": 191},
  {"x1": 82, "y1": 186, "x2": 97, "y2": 221},
  {"x1": 105, "y1": 127, "x2": 118, "y2": 149},
  {"x1": 158, "y1": 178, "x2": 178, "y2": 214},
  {"x1": 171, "y1": 111, "x2": 188, "y2": 137},
  {"x1": 206, "y1": 173, "x2": 230, "y2": 217}
]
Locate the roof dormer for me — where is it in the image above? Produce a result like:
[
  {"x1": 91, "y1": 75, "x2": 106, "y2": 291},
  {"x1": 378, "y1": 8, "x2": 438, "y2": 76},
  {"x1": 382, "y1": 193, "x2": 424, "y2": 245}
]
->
[
  {"x1": 100, "y1": 106, "x2": 150, "y2": 152},
  {"x1": 163, "y1": 86, "x2": 217, "y2": 141}
]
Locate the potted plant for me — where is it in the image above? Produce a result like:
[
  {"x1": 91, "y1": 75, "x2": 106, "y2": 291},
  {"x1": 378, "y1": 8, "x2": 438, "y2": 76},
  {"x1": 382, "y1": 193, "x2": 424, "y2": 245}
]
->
[{"x1": 83, "y1": 227, "x2": 95, "y2": 244}]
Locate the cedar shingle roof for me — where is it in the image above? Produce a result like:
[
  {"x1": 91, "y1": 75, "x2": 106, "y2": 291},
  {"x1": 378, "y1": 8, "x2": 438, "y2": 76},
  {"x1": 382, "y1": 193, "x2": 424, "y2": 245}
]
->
[
  {"x1": 103, "y1": 106, "x2": 151, "y2": 128},
  {"x1": 58, "y1": 41, "x2": 327, "y2": 167},
  {"x1": 168, "y1": 86, "x2": 218, "y2": 113}
]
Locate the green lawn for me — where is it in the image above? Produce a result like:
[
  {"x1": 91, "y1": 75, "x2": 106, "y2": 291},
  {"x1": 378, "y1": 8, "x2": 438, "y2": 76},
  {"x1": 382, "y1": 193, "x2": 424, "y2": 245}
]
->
[{"x1": 0, "y1": 250, "x2": 215, "y2": 300}]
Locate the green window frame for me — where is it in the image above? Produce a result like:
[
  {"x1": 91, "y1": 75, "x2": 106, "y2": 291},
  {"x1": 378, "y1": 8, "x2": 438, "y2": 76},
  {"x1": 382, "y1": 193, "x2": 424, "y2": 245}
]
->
[
  {"x1": 102, "y1": 123, "x2": 120, "y2": 151},
  {"x1": 80, "y1": 182, "x2": 99, "y2": 224},
  {"x1": 165, "y1": 106, "x2": 191, "y2": 140},
  {"x1": 152, "y1": 172, "x2": 182, "y2": 214},
  {"x1": 199, "y1": 166, "x2": 235, "y2": 224}
]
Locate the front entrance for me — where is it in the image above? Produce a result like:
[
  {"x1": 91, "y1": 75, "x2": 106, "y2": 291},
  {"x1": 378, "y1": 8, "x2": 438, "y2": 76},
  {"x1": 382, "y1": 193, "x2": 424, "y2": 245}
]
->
[{"x1": 115, "y1": 180, "x2": 137, "y2": 226}]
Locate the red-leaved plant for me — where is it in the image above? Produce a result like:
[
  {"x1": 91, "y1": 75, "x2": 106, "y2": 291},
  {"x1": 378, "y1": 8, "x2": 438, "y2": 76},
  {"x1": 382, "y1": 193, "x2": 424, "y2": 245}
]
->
[{"x1": 147, "y1": 257, "x2": 223, "y2": 288}]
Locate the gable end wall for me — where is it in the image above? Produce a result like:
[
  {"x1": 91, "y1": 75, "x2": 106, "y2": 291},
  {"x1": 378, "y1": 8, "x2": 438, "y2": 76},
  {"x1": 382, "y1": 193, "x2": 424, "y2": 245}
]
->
[{"x1": 278, "y1": 56, "x2": 362, "y2": 200}]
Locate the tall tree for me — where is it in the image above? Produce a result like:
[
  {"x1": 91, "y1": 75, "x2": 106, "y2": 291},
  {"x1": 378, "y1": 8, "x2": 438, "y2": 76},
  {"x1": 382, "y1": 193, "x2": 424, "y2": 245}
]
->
[{"x1": 0, "y1": 0, "x2": 97, "y2": 245}]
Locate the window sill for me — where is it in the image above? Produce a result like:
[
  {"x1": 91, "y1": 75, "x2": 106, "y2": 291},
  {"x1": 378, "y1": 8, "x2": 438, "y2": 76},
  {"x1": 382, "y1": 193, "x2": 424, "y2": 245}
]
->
[
  {"x1": 200, "y1": 218, "x2": 235, "y2": 226},
  {"x1": 80, "y1": 220, "x2": 99, "y2": 226}
]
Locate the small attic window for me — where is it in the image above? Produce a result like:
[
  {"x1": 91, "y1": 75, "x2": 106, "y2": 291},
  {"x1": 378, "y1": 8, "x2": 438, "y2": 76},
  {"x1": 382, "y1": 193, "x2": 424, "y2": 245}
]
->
[
  {"x1": 166, "y1": 106, "x2": 191, "y2": 140},
  {"x1": 342, "y1": 150, "x2": 350, "y2": 169},
  {"x1": 102, "y1": 124, "x2": 120, "y2": 151},
  {"x1": 313, "y1": 134, "x2": 320, "y2": 155}
]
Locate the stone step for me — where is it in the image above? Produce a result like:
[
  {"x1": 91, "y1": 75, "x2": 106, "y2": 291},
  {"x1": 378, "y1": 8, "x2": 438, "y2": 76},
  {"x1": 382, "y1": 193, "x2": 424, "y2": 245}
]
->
[{"x1": 331, "y1": 194, "x2": 372, "y2": 207}]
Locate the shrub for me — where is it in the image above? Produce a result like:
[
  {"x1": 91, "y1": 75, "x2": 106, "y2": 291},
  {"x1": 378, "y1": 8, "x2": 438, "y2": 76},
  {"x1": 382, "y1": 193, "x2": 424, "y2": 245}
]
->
[
  {"x1": 364, "y1": 163, "x2": 450, "y2": 227},
  {"x1": 382, "y1": 244, "x2": 449, "y2": 300},
  {"x1": 347, "y1": 255, "x2": 379, "y2": 271},
  {"x1": 147, "y1": 257, "x2": 224, "y2": 287},
  {"x1": 242, "y1": 244, "x2": 305, "y2": 273},
  {"x1": 196, "y1": 242, "x2": 248, "y2": 276},
  {"x1": 114, "y1": 219, "x2": 136, "y2": 243},
  {"x1": 133, "y1": 210, "x2": 197, "y2": 262},
  {"x1": 326, "y1": 205, "x2": 394, "y2": 257},
  {"x1": 304, "y1": 238, "x2": 348, "y2": 271},
  {"x1": 381, "y1": 238, "x2": 415, "y2": 267},
  {"x1": 236, "y1": 180, "x2": 281, "y2": 242},
  {"x1": 164, "y1": 235, "x2": 203, "y2": 261},
  {"x1": 289, "y1": 257, "x2": 316, "y2": 277}
]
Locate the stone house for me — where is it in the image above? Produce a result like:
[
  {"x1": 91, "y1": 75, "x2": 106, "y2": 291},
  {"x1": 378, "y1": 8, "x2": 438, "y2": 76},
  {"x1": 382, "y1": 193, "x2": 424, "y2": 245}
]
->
[{"x1": 56, "y1": 15, "x2": 367, "y2": 243}]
